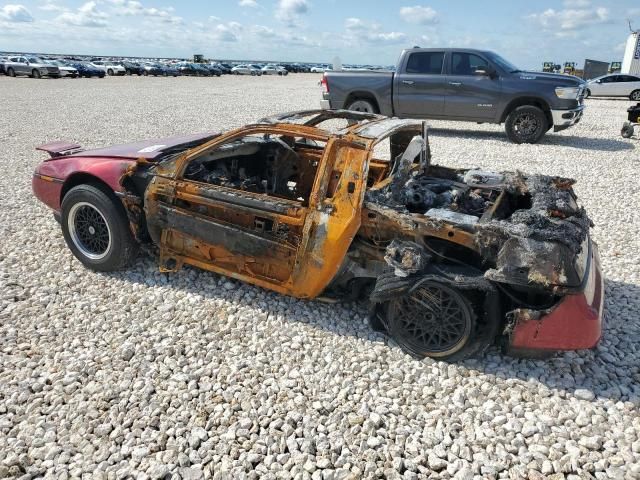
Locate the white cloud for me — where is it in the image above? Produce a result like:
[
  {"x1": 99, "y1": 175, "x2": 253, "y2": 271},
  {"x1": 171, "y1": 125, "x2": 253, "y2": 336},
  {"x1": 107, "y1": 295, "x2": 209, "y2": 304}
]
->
[
  {"x1": 527, "y1": 6, "x2": 609, "y2": 33},
  {"x1": 276, "y1": 0, "x2": 309, "y2": 24},
  {"x1": 39, "y1": 1, "x2": 66, "y2": 12},
  {"x1": 0, "y1": 4, "x2": 34, "y2": 22},
  {"x1": 239, "y1": 0, "x2": 259, "y2": 7},
  {"x1": 344, "y1": 17, "x2": 366, "y2": 31},
  {"x1": 56, "y1": 1, "x2": 108, "y2": 27},
  {"x1": 213, "y1": 21, "x2": 242, "y2": 42},
  {"x1": 344, "y1": 17, "x2": 406, "y2": 45},
  {"x1": 111, "y1": 0, "x2": 181, "y2": 23},
  {"x1": 399, "y1": 5, "x2": 438, "y2": 25}
]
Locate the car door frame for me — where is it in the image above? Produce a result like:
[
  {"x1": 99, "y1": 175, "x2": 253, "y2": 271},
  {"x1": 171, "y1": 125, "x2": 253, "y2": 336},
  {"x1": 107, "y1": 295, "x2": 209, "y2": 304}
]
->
[
  {"x1": 145, "y1": 124, "x2": 369, "y2": 299},
  {"x1": 443, "y1": 50, "x2": 502, "y2": 121}
]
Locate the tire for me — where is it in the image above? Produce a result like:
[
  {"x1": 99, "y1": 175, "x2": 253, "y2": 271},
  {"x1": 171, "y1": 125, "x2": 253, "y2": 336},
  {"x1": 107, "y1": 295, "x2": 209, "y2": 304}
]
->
[
  {"x1": 7, "y1": 67, "x2": 15, "y2": 77},
  {"x1": 32, "y1": 69, "x2": 41, "y2": 79},
  {"x1": 621, "y1": 123, "x2": 635, "y2": 139},
  {"x1": 385, "y1": 280, "x2": 477, "y2": 361},
  {"x1": 504, "y1": 105, "x2": 548, "y2": 144},
  {"x1": 143, "y1": 70, "x2": 148, "y2": 76},
  {"x1": 107, "y1": 69, "x2": 114, "y2": 76},
  {"x1": 346, "y1": 98, "x2": 378, "y2": 113},
  {"x1": 584, "y1": 89, "x2": 591, "y2": 99},
  {"x1": 61, "y1": 184, "x2": 138, "y2": 271},
  {"x1": 630, "y1": 90, "x2": 640, "y2": 101}
]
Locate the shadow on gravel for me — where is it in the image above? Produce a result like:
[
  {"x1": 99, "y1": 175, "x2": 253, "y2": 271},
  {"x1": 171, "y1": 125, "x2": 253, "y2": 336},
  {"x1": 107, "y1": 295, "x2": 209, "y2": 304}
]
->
[
  {"x1": 429, "y1": 126, "x2": 635, "y2": 152},
  {"x1": 104, "y1": 260, "x2": 640, "y2": 403},
  {"x1": 463, "y1": 278, "x2": 640, "y2": 403}
]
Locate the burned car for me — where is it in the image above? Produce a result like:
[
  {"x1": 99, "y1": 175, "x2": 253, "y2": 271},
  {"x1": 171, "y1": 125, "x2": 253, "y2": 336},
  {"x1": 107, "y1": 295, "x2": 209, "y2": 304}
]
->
[{"x1": 32, "y1": 110, "x2": 604, "y2": 360}]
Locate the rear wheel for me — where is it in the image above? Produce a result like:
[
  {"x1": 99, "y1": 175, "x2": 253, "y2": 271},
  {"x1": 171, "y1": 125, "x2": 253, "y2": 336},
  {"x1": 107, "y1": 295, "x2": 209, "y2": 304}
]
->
[
  {"x1": 32, "y1": 69, "x2": 41, "y2": 79},
  {"x1": 505, "y1": 105, "x2": 548, "y2": 144},
  {"x1": 386, "y1": 280, "x2": 476, "y2": 361},
  {"x1": 61, "y1": 184, "x2": 138, "y2": 271},
  {"x1": 107, "y1": 69, "x2": 114, "y2": 76},
  {"x1": 346, "y1": 98, "x2": 377, "y2": 113},
  {"x1": 7, "y1": 67, "x2": 15, "y2": 77},
  {"x1": 630, "y1": 90, "x2": 640, "y2": 101}
]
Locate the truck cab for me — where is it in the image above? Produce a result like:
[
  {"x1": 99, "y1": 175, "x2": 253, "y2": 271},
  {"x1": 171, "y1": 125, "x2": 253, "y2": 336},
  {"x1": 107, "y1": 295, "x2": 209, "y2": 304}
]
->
[{"x1": 321, "y1": 48, "x2": 586, "y2": 144}]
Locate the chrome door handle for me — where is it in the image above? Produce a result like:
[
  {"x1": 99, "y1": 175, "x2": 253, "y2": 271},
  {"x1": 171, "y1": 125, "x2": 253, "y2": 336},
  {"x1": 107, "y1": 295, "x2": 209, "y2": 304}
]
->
[
  {"x1": 402, "y1": 80, "x2": 415, "y2": 85},
  {"x1": 449, "y1": 82, "x2": 462, "y2": 86}
]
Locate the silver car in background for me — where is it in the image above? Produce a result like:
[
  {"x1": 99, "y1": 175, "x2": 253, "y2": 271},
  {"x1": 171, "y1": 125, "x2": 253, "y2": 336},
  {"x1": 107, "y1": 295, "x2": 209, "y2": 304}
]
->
[
  {"x1": 231, "y1": 64, "x2": 262, "y2": 76},
  {"x1": 261, "y1": 65, "x2": 288, "y2": 76},
  {"x1": 586, "y1": 74, "x2": 640, "y2": 101},
  {"x1": 45, "y1": 60, "x2": 78, "y2": 78},
  {"x1": 4, "y1": 55, "x2": 60, "y2": 78}
]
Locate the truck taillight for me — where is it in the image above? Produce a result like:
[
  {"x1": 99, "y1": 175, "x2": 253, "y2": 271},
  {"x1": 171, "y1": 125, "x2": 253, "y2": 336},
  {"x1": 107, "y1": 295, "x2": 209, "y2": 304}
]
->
[{"x1": 321, "y1": 74, "x2": 329, "y2": 93}]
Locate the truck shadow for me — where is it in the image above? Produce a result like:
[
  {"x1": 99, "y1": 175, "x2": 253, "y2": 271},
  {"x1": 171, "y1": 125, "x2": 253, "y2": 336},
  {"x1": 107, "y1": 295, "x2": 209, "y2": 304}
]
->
[
  {"x1": 104, "y1": 259, "x2": 639, "y2": 403},
  {"x1": 428, "y1": 126, "x2": 635, "y2": 152}
]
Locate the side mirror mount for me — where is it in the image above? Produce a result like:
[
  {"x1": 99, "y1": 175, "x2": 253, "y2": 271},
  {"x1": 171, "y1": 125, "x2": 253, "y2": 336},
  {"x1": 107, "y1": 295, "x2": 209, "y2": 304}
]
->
[{"x1": 474, "y1": 67, "x2": 496, "y2": 78}]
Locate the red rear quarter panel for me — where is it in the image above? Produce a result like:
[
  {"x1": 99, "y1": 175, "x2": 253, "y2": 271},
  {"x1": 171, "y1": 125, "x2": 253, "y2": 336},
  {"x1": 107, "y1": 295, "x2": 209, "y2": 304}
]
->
[{"x1": 33, "y1": 156, "x2": 135, "y2": 211}]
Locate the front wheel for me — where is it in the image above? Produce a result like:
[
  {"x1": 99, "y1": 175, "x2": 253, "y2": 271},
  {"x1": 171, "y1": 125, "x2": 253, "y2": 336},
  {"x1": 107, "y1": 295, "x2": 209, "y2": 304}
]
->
[
  {"x1": 61, "y1": 184, "x2": 138, "y2": 271},
  {"x1": 584, "y1": 89, "x2": 591, "y2": 99},
  {"x1": 107, "y1": 69, "x2": 114, "y2": 76},
  {"x1": 346, "y1": 98, "x2": 377, "y2": 113},
  {"x1": 32, "y1": 69, "x2": 41, "y2": 79},
  {"x1": 630, "y1": 90, "x2": 640, "y2": 101},
  {"x1": 505, "y1": 105, "x2": 548, "y2": 144}
]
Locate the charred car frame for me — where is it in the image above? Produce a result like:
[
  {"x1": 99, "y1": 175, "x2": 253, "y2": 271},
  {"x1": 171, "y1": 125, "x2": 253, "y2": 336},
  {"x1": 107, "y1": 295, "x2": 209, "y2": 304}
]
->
[{"x1": 32, "y1": 110, "x2": 604, "y2": 360}]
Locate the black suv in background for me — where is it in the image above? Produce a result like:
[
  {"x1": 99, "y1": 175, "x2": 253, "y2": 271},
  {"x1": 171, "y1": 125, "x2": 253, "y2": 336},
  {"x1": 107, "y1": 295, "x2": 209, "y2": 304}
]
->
[{"x1": 120, "y1": 61, "x2": 144, "y2": 75}]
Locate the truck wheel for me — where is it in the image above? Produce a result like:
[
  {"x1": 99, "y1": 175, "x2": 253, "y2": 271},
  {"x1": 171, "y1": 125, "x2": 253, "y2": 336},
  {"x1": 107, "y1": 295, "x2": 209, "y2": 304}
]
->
[
  {"x1": 385, "y1": 280, "x2": 477, "y2": 361},
  {"x1": 346, "y1": 98, "x2": 377, "y2": 113},
  {"x1": 630, "y1": 90, "x2": 640, "y2": 101},
  {"x1": 505, "y1": 105, "x2": 548, "y2": 144},
  {"x1": 61, "y1": 184, "x2": 138, "y2": 272}
]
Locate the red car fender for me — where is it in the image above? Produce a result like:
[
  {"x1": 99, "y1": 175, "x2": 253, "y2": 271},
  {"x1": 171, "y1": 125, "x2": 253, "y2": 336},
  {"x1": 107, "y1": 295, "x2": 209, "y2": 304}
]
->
[{"x1": 33, "y1": 156, "x2": 135, "y2": 211}]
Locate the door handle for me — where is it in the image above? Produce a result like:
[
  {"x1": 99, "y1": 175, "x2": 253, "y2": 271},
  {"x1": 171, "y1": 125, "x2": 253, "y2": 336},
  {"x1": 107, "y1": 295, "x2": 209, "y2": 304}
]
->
[
  {"x1": 448, "y1": 82, "x2": 462, "y2": 86},
  {"x1": 402, "y1": 80, "x2": 415, "y2": 85}
]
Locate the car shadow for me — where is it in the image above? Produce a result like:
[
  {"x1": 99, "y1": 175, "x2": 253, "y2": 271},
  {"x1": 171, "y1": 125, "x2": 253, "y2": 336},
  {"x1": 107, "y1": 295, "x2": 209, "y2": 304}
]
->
[
  {"x1": 428, "y1": 126, "x2": 635, "y2": 152},
  {"x1": 102, "y1": 258, "x2": 640, "y2": 403}
]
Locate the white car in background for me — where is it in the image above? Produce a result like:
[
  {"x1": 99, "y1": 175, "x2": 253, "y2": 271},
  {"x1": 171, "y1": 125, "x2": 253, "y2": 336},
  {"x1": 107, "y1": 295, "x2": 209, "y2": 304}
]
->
[
  {"x1": 261, "y1": 65, "x2": 288, "y2": 76},
  {"x1": 45, "y1": 60, "x2": 78, "y2": 78},
  {"x1": 231, "y1": 64, "x2": 262, "y2": 76},
  {"x1": 310, "y1": 65, "x2": 327, "y2": 73},
  {"x1": 586, "y1": 74, "x2": 640, "y2": 100},
  {"x1": 90, "y1": 61, "x2": 126, "y2": 76}
]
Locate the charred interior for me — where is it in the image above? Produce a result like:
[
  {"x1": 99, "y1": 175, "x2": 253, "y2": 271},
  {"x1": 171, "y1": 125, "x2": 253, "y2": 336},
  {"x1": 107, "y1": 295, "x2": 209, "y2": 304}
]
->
[{"x1": 183, "y1": 135, "x2": 324, "y2": 205}]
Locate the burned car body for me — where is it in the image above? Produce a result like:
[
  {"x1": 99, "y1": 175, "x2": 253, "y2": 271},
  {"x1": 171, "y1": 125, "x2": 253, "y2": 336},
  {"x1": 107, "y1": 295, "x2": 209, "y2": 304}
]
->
[{"x1": 32, "y1": 110, "x2": 604, "y2": 360}]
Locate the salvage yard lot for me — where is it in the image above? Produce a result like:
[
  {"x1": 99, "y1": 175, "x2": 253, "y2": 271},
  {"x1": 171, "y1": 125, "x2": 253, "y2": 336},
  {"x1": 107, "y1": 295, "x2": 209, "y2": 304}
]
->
[{"x1": 1, "y1": 75, "x2": 639, "y2": 478}]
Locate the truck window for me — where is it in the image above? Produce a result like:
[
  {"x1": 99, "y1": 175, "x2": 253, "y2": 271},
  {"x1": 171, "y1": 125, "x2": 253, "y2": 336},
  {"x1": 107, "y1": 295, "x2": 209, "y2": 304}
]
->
[
  {"x1": 405, "y1": 52, "x2": 444, "y2": 75},
  {"x1": 451, "y1": 53, "x2": 489, "y2": 76}
]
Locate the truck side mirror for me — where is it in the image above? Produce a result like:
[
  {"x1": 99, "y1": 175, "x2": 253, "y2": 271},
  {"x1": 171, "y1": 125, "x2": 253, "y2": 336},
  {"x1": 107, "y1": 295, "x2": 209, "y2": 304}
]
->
[{"x1": 474, "y1": 67, "x2": 495, "y2": 78}]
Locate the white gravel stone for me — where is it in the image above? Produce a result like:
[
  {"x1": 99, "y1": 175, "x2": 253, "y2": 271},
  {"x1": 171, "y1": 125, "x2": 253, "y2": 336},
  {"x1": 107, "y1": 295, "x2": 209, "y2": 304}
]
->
[{"x1": 0, "y1": 75, "x2": 639, "y2": 478}]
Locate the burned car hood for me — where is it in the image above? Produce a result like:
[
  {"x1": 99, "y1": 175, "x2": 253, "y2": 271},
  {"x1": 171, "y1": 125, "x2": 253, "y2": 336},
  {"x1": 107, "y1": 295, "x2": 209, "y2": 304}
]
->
[{"x1": 68, "y1": 132, "x2": 219, "y2": 160}]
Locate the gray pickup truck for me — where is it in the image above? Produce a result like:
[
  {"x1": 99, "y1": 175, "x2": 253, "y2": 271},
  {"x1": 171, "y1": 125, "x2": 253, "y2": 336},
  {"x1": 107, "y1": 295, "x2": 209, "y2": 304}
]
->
[{"x1": 320, "y1": 48, "x2": 585, "y2": 143}]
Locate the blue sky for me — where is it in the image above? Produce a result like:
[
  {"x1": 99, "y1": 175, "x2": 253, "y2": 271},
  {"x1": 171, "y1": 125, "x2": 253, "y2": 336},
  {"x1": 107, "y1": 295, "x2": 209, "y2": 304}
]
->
[{"x1": 1, "y1": 0, "x2": 639, "y2": 67}]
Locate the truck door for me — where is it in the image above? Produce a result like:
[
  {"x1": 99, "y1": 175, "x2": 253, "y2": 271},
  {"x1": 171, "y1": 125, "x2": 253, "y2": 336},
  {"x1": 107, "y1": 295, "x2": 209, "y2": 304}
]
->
[
  {"x1": 444, "y1": 52, "x2": 501, "y2": 120},
  {"x1": 394, "y1": 51, "x2": 446, "y2": 117}
]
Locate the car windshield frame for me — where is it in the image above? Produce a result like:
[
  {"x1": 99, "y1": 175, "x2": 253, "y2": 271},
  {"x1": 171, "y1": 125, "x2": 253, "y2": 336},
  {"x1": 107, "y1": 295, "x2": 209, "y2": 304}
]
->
[{"x1": 27, "y1": 57, "x2": 44, "y2": 64}]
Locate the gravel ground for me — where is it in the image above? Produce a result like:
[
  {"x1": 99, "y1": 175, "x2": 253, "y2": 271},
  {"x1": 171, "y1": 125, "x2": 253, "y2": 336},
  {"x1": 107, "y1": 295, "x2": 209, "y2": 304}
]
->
[{"x1": 1, "y1": 74, "x2": 639, "y2": 480}]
